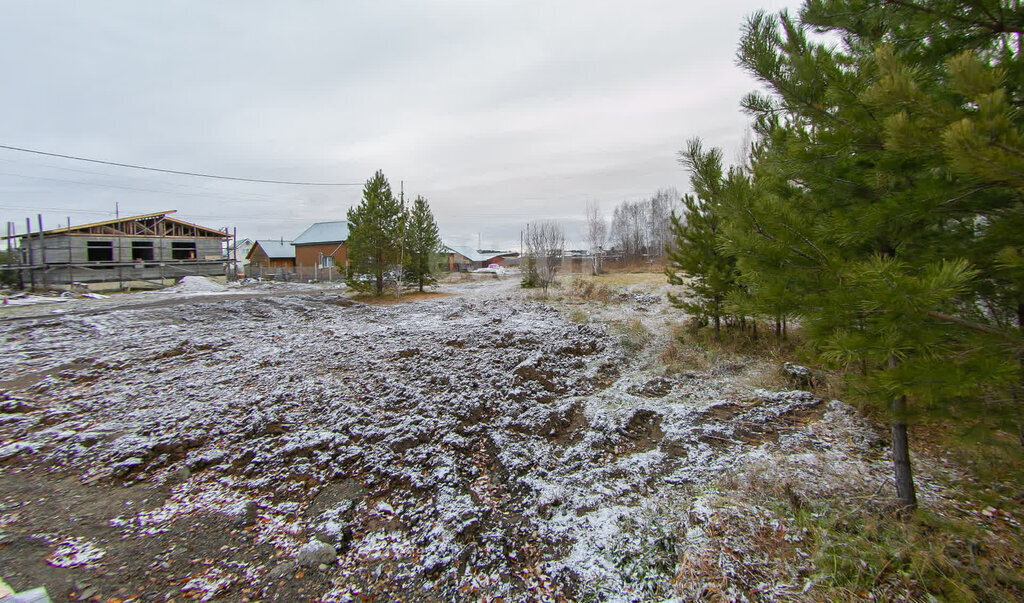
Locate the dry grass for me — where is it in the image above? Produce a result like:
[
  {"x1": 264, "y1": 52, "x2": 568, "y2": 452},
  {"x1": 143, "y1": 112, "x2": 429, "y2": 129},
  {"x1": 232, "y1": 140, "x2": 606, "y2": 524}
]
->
[
  {"x1": 610, "y1": 318, "x2": 654, "y2": 353},
  {"x1": 563, "y1": 275, "x2": 614, "y2": 303},
  {"x1": 600, "y1": 258, "x2": 668, "y2": 274},
  {"x1": 805, "y1": 506, "x2": 1024, "y2": 601},
  {"x1": 659, "y1": 320, "x2": 816, "y2": 377},
  {"x1": 350, "y1": 291, "x2": 454, "y2": 305},
  {"x1": 590, "y1": 271, "x2": 668, "y2": 288}
]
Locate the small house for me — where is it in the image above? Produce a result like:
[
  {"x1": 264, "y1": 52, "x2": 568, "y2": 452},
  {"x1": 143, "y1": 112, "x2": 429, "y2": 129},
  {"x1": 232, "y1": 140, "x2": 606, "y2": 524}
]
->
[{"x1": 246, "y1": 240, "x2": 296, "y2": 276}]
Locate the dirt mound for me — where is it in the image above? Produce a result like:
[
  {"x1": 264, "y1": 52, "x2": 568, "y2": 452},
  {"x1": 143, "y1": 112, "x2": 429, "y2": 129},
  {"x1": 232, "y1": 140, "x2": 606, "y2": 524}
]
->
[{"x1": 163, "y1": 276, "x2": 228, "y2": 293}]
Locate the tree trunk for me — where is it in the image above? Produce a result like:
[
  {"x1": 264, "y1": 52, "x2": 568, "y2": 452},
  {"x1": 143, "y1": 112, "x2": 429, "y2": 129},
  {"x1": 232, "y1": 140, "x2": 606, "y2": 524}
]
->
[
  {"x1": 375, "y1": 274, "x2": 383, "y2": 295},
  {"x1": 1017, "y1": 303, "x2": 1023, "y2": 446},
  {"x1": 713, "y1": 295, "x2": 722, "y2": 339},
  {"x1": 890, "y1": 394, "x2": 917, "y2": 513}
]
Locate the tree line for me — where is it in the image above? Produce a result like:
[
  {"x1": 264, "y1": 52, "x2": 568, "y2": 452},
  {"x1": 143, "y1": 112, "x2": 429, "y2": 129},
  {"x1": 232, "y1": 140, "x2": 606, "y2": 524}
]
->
[
  {"x1": 584, "y1": 190, "x2": 681, "y2": 267},
  {"x1": 666, "y1": 0, "x2": 1024, "y2": 511}
]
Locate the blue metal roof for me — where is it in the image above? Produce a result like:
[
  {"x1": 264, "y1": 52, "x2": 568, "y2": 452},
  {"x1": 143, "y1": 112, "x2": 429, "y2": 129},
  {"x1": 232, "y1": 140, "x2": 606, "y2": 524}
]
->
[
  {"x1": 253, "y1": 240, "x2": 295, "y2": 258},
  {"x1": 293, "y1": 221, "x2": 350, "y2": 245}
]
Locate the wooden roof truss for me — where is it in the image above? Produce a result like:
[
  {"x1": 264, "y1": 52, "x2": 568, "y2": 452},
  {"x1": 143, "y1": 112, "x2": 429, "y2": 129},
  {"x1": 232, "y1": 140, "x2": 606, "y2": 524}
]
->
[{"x1": 23, "y1": 211, "x2": 229, "y2": 239}]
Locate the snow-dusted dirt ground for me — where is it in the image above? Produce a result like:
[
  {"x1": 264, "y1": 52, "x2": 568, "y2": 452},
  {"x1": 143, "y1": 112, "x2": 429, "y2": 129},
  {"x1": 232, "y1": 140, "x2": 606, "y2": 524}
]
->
[{"x1": 0, "y1": 276, "x2": 895, "y2": 601}]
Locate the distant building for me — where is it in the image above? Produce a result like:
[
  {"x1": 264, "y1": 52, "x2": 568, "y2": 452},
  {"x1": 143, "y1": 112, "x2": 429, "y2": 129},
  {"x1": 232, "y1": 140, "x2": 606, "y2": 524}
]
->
[
  {"x1": 228, "y1": 237, "x2": 254, "y2": 269},
  {"x1": 246, "y1": 240, "x2": 296, "y2": 276},
  {"x1": 292, "y1": 221, "x2": 349, "y2": 270},
  {"x1": 444, "y1": 245, "x2": 518, "y2": 271},
  {"x1": 6, "y1": 211, "x2": 231, "y2": 289}
]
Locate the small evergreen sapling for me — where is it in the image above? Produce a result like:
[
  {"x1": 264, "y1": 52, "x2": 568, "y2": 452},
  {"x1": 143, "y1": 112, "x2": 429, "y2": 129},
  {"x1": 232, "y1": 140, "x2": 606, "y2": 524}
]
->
[
  {"x1": 346, "y1": 170, "x2": 405, "y2": 295},
  {"x1": 666, "y1": 139, "x2": 739, "y2": 339},
  {"x1": 404, "y1": 195, "x2": 442, "y2": 292}
]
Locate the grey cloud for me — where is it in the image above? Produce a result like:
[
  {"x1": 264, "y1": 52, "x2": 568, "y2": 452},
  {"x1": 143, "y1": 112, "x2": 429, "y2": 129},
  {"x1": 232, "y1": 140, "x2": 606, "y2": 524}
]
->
[{"x1": 1, "y1": 0, "x2": 801, "y2": 246}]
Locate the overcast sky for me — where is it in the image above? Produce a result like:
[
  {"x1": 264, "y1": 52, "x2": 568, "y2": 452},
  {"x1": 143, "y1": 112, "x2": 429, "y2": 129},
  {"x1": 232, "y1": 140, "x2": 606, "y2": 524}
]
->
[{"x1": 0, "y1": 1, "x2": 799, "y2": 250}]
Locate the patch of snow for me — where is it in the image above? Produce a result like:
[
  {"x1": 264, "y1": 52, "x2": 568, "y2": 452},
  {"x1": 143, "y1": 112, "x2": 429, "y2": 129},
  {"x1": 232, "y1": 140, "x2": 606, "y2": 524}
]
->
[
  {"x1": 45, "y1": 537, "x2": 106, "y2": 568},
  {"x1": 180, "y1": 566, "x2": 236, "y2": 601},
  {"x1": 162, "y1": 276, "x2": 228, "y2": 294}
]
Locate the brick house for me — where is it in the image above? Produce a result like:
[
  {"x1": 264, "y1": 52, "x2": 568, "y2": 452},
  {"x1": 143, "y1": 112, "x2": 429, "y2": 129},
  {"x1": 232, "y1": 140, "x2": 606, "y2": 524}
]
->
[{"x1": 292, "y1": 221, "x2": 349, "y2": 270}]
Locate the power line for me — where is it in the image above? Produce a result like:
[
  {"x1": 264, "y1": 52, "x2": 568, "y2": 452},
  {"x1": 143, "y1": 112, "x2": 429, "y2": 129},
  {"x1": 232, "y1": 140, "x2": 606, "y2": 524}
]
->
[
  {"x1": 0, "y1": 143, "x2": 363, "y2": 186},
  {"x1": 0, "y1": 156, "x2": 314, "y2": 203},
  {"x1": 0, "y1": 170, "x2": 315, "y2": 205}
]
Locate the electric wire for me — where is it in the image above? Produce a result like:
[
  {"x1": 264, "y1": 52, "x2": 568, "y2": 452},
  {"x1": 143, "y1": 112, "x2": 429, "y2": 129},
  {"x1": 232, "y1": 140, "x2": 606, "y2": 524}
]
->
[
  {"x1": 0, "y1": 170, "x2": 321, "y2": 206},
  {"x1": 0, "y1": 143, "x2": 362, "y2": 186},
  {"x1": 0, "y1": 157, "x2": 316, "y2": 203}
]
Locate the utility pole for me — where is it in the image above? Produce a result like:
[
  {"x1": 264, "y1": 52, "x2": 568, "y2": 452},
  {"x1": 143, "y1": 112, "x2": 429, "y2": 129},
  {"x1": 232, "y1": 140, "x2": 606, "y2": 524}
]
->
[
  {"x1": 115, "y1": 203, "x2": 123, "y2": 289},
  {"x1": 25, "y1": 218, "x2": 35, "y2": 289},
  {"x1": 38, "y1": 214, "x2": 47, "y2": 289},
  {"x1": 397, "y1": 180, "x2": 405, "y2": 298},
  {"x1": 67, "y1": 216, "x2": 73, "y2": 285}
]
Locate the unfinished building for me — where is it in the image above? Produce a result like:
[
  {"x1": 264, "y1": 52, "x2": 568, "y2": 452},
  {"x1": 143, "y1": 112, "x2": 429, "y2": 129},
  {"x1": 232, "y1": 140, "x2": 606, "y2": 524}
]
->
[{"x1": 5, "y1": 211, "x2": 232, "y2": 290}]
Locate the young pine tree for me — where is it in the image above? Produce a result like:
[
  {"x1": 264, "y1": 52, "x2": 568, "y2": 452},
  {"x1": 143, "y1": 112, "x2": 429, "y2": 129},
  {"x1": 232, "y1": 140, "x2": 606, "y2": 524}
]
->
[
  {"x1": 404, "y1": 195, "x2": 442, "y2": 293},
  {"x1": 666, "y1": 139, "x2": 739, "y2": 339},
  {"x1": 734, "y1": 2, "x2": 1024, "y2": 510},
  {"x1": 346, "y1": 170, "x2": 405, "y2": 295}
]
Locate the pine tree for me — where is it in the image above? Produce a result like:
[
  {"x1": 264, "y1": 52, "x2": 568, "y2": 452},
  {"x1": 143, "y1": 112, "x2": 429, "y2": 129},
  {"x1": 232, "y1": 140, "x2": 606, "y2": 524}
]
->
[
  {"x1": 666, "y1": 139, "x2": 739, "y2": 338},
  {"x1": 732, "y1": 1, "x2": 1024, "y2": 510},
  {"x1": 346, "y1": 170, "x2": 406, "y2": 295},
  {"x1": 404, "y1": 195, "x2": 442, "y2": 293}
]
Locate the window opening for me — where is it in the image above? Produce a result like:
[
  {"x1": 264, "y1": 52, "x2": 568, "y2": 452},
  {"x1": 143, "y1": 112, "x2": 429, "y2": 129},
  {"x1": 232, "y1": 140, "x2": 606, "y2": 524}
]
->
[
  {"x1": 171, "y1": 241, "x2": 197, "y2": 260},
  {"x1": 87, "y1": 241, "x2": 114, "y2": 262},
  {"x1": 131, "y1": 241, "x2": 154, "y2": 261}
]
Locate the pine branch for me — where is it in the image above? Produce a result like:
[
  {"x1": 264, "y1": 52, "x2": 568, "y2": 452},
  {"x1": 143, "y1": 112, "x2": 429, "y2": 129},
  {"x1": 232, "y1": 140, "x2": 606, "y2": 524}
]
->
[
  {"x1": 881, "y1": 0, "x2": 1024, "y2": 35},
  {"x1": 991, "y1": 141, "x2": 1024, "y2": 159},
  {"x1": 778, "y1": 220, "x2": 830, "y2": 264},
  {"x1": 924, "y1": 310, "x2": 1022, "y2": 342},
  {"x1": 937, "y1": 183, "x2": 1000, "y2": 207}
]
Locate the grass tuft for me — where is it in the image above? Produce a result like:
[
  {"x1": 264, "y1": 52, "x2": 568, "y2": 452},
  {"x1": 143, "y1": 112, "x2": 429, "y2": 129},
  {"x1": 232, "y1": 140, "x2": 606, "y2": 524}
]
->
[
  {"x1": 611, "y1": 318, "x2": 653, "y2": 353},
  {"x1": 794, "y1": 504, "x2": 1024, "y2": 602}
]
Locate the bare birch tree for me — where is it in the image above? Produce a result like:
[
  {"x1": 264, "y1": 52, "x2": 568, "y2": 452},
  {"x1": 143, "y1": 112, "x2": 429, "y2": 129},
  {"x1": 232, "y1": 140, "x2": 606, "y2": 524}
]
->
[
  {"x1": 612, "y1": 201, "x2": 649, "y2": 261},
  {"x1": 647, "y1": 188, "x2": 678, "y2": 258},
  {"x1": 609, "y1": 191, "x2": 678, "y2": 262},
  {"x1": 585, "y1": 201, "x2": 607, "y2": 275}
]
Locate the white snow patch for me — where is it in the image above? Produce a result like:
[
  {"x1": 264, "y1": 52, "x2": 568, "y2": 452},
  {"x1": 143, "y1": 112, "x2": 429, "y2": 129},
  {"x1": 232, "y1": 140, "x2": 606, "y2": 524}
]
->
[
  {"x1": 46, "y1": 537, "x2": 106, "y2": 568},
  {"x1": 162, "y1": 276, "x2": 228, "y2": 294}
]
